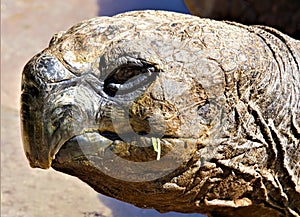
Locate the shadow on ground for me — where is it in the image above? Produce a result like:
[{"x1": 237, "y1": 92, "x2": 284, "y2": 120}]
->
[{"x1": 98, "y1": 194, "x2": 205, "y2": 217}]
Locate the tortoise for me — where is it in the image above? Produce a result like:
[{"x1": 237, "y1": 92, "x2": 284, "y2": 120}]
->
[{"x1": 21, "y1": 10, "x2": 299, "y2": 217}]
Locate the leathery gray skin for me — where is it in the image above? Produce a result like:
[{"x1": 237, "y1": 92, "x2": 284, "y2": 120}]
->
[{"x1": 21, "y1": 11, "x2": 299, "y2": 217}]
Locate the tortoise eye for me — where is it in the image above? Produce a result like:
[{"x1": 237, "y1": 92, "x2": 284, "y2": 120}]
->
[{"x1": 103, "y1": 59, "x2": 160, "y2": 97}]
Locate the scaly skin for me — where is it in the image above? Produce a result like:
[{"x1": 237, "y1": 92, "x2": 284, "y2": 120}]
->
[{"x1": 21, "y1": 11, "x2": 300, "y2": 217}]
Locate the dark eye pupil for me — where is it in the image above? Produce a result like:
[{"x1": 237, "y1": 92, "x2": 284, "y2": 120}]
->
[{"x1": 111, "y1": 67, "x2": 140, "y2": 84}]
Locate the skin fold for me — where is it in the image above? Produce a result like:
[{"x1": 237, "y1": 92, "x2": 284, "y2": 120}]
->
[{"x1": 21, "y1": 11, "x2": 300, "y2": 217}]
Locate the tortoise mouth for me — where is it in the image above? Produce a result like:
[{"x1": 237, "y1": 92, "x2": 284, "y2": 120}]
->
[
  {"x1": 53, "y1": 129, "x2": 194, "y2": 165},
  {"x1": 99, "y1": 131, "x2": 124, "y2": 141},
  {"x1": 52, "y1": 130, "x2": 200, "y2": 182},
  {"x1": 57, "y1": 130, "x2": 164, "y2": 155}
]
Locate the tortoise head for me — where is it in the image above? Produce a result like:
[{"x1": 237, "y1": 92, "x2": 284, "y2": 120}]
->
[{"x1": 21, "y1": 13, "x2": 228, "y2": 172}]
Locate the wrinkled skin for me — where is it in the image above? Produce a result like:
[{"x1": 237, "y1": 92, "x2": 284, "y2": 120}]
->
[
  {"x1": 21, "y1": 11, "x2": 300, "y2": 217},
  {"x1": 184, "y1": 0, "x2": 300, "y2": 39}
]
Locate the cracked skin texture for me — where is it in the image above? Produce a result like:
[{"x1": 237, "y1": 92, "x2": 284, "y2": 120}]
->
[{"x1": 21, "y1": 11, "x2": 300, "y2": 217}]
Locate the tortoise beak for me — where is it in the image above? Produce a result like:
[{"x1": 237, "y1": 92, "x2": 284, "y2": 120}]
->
[
  {"x1": 21, "y1": 122, "x2": 53, "y2": 169},
  {"x1": 25, "y1": 151, "x2": 52, "y2": 169},
  {"x1": 20, "y1": 57, "x2": 53, "y2": 169},
  {"x1": 21, "y1": 90, "x2": 52, "y2": 169}
]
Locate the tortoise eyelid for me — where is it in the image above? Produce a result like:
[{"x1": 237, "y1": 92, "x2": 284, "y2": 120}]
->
[{"x1": 103, "y1": 59, "x2": 161, "y2": 97}]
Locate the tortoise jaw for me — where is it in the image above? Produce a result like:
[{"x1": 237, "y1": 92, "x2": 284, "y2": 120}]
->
[{"x1": 52, "y1": 131, "x2": 115, "y2": 166}]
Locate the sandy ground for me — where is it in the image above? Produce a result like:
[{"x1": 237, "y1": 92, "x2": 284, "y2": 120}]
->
[
  {"x1": 1, "y1": 1, "x2": 206, "y2": 217},
  {"x1": 1, "y1": 1, "x2": 113, "y2": 216}
]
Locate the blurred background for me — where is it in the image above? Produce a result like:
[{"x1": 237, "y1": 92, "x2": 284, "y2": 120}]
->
[{"x1": 97, "y1": 0, "x2": 189, "y2": 16}]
